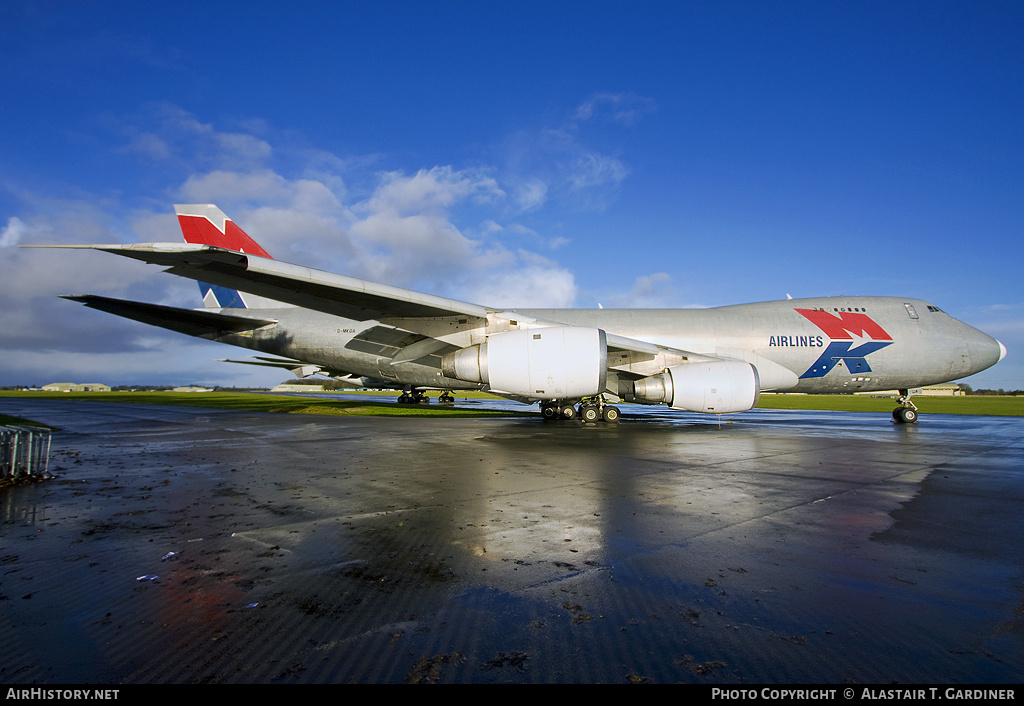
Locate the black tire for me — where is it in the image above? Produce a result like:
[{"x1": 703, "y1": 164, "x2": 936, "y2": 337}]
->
[
  {"x1": 542, "y1": 405, "x2": 559, "y2": 420},
  {"x1": 893, "y1": 407, "x2": 918, "y2": 424},
  {"x1": 581, "y1": 405, "x2": 600, "y2": 423},
  {"x1": 602, "y1": 406, "x2": 620, "y2": 423},
  {"x1": 560, "y1": 405, "x2": 577, "y2": 420}
]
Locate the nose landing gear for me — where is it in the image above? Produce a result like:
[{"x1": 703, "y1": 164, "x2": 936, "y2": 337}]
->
[{"x1": 892, "y1": 389, "x2": 919, "y2": 424}]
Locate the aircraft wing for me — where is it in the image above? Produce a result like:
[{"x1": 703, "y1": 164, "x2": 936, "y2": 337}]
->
[{"x1": 33, "y1": 243, "x2": 489, "y2": 322}]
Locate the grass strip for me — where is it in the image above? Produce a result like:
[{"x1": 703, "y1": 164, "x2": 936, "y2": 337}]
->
[
  {"x1": 757, "y1": 393, "x2": 1024, "y2": 416},
  {"x1": 0, "y1": 391, "x2": 531, "y2": 418},
  {"x1": 0, "y1": 413, "x2": 56, "y2": 428}
]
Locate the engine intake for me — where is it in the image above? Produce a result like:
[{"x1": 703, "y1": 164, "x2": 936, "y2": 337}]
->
[{"x1": 441, "y1": 326, "x2": 607, "y2": 400}]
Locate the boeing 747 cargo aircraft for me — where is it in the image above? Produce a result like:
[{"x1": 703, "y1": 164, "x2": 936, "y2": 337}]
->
[{"x1": 36, "y1": 204, "x2": 1005, "y2": 424}]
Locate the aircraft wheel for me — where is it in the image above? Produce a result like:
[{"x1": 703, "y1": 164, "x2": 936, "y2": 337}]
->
[
  {"x1": 601, "y1": 406, "x2": 621, "y2": 423},
  {"x1": 893, "y1": 407, "x2": 918, "y2": 424},
  {"x1": 541, "y1": 404, "x2": 559, "y2": 421},
  {"x1": 580, "y1": 404, "x2": 600, "y2": 423},
  {"x1": 560, "y1": 405, "x2": 577, "y2": 420}
]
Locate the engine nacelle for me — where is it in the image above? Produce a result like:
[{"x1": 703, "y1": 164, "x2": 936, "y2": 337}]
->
[
  {"x1": 441, "y1": 326, "x2": 607, "y2": 400},
  {"x1": 631, "y1": 360, "x2": 760, "y2": 414}
]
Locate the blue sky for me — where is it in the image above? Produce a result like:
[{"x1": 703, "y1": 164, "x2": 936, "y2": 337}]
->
[{"x1": 1, "y1": 0, "x2": 1021, "y2": 389}]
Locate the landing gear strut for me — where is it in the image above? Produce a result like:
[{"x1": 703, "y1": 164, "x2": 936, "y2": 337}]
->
[
  {"x1": 541, "y1": 396, "x2": 620, "y2": 424},
  {"x1": 892, "y1": 389, "x2": 919, "y2": 424}
]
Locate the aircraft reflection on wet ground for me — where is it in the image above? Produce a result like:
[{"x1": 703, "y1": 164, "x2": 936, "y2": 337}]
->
[{"x1": 0, "y1": 397, "x2": 1021, "y2": 684}]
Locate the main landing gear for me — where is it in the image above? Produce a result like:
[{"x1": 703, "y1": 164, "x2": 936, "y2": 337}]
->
[
  {"x1": 397, "y1": 388, "x2": 456, "y2": 405},
  {"x1": 541, "y1": 396, "x2": 620, "y2": 424},
  {"x1": 397, "y1": 387, "x2": 430, "y2": 405},
  {"x1": 892, "y1": 388, "x2": 919, "y2": 424}
]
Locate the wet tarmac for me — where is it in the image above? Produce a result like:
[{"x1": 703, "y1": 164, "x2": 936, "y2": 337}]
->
[{"x1": 0, "y1": 397, "x2": 1022, "y2": 684}]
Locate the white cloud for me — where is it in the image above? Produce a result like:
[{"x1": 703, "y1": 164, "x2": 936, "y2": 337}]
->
[
  {"x1": 0, "y1": 216, "x2": 27, "y2": 247},
  {"x1": 514, "y1": 179, "x2": 548, "y2": 211},
  {"x1": 467, "y1": 259, "x2": 578, "y2": 308},
  {"x1": 118, "y1": 103, "x2": 273, "y2": 171},
  {"x1": 500, "y1": 125, "x2": 632, "y2": 212},
  {"x1": 565, "y1": 152, "x2": 629, "y2": 193},
  {"x1": 361, "y1": 166, "x2": 504, "y2": 215},
  {"x1": 574, "y1": 93, "x2": 657, "y2": 125},
  {"x1": 122, "y1": 132, "x2": 172, "y2": 160},
  {"x1": 178, "y1": 169, "x2": 294, "y2": 205},
  {"x1": 602, "y1": 272, "x2": 677, "y2": 308}
]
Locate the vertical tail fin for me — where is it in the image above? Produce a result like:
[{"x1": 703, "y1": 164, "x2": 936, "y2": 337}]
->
[
  {"x1": 174, "y1": 204, "x2": 273, "y2": 309},
  {"x1": 174, "y1": 204, "x2": 273, "y2": 258}
]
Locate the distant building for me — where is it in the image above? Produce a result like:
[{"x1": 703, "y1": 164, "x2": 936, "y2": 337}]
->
[
  {"x1": 42, "y1": 382, "x2": 111, "y2": 392},
  {"x1": 172, "y1": 386, "x2": 214, "y2": 392},
  {"x1": 273, "y1": 383, "x2": 327, "y2": 392},
  {"x1": 855, "y1": 383, "x2": 965, "y2": 397}
]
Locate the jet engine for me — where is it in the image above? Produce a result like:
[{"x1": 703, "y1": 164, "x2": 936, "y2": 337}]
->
[
  {"x1": 441, "y1": 326, "x2": 607, "y2": 400},
  {"x1": 630, "y1": 360, "x2": 760, "y2": 414}
]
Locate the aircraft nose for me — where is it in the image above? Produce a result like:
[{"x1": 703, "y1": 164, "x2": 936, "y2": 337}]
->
[{"x1": 960, "y1": 323, "x2": 1005, "y2": 375}]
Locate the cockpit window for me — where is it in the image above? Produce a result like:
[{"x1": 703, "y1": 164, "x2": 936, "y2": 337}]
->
[
  {"x1": 926, "y1": 305, "x2": 943, "y2": 313},
  {"x1": 904, "y1": 303, "x2": 919, "y2": 319}
]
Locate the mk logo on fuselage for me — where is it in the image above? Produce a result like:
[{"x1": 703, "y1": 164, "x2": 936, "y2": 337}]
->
[{"x1": 793, "y1": 309, "x2": 894, "y2": 379}]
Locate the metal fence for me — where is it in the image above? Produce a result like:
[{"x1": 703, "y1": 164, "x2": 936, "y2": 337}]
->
[{"x1": 1, "y1": 425, "x2": 52, "y2": 480}]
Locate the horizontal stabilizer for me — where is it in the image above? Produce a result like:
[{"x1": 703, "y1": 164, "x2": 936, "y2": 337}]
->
[
  {"x1": 34, "y1": 243, "x2": 488, "y2": 322},
  {"x1": 61, "y1": 294, "x2": 277, "y2": 339}
]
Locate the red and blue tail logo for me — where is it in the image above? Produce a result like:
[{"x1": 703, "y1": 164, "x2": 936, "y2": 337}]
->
[
  {"x1": 795, "y1": 309, "x2": 893, "y2": 379},
  {"x1": 175, "y1": 204, "x2": 272, "y2": 309}
]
